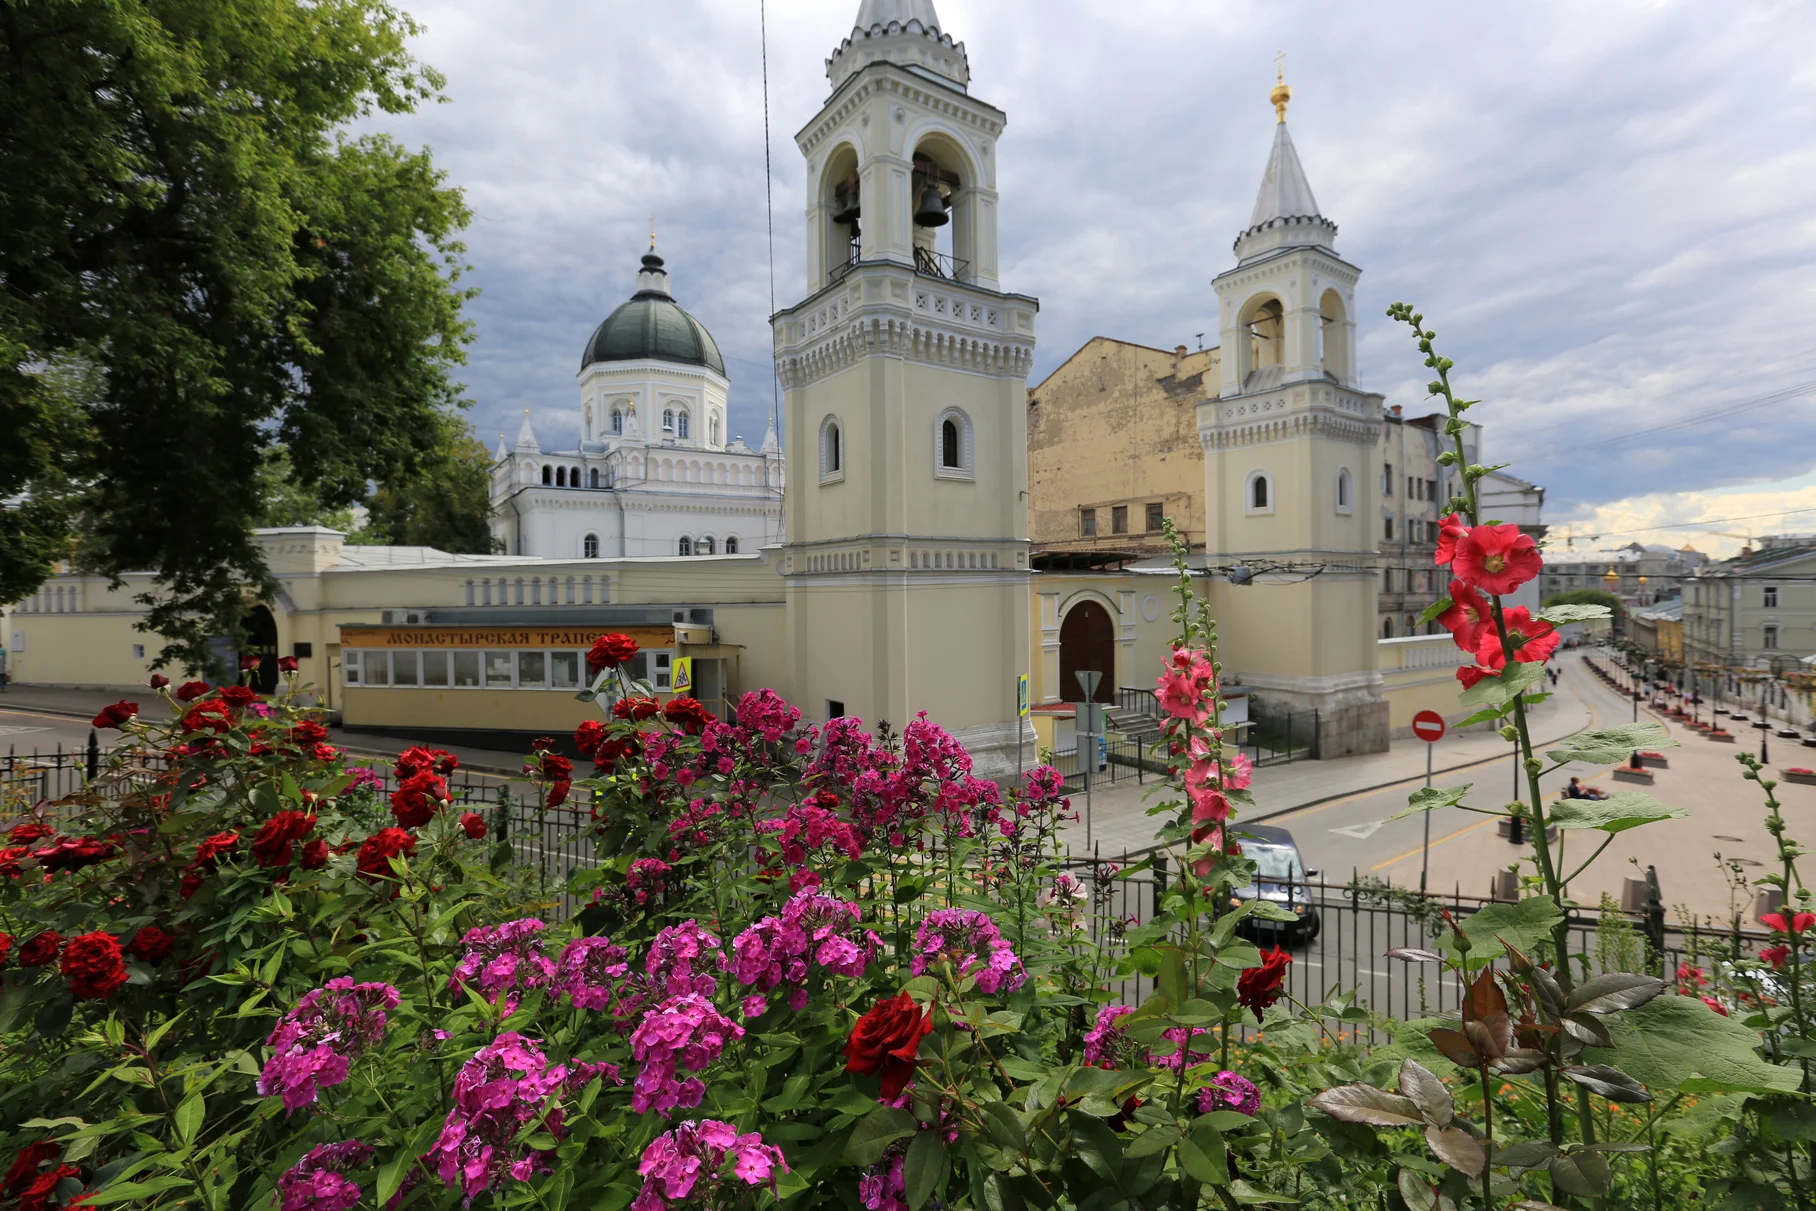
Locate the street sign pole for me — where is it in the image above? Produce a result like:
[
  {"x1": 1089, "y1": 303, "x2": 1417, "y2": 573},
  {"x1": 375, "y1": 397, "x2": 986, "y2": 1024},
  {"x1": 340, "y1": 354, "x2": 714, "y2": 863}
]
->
[
  {"x1": 1422, "y1": 740, "x2": 1433, "y2": 893},
  {"x1": 1410, "y1": 710, "x2": 1447, "y2": 894}
]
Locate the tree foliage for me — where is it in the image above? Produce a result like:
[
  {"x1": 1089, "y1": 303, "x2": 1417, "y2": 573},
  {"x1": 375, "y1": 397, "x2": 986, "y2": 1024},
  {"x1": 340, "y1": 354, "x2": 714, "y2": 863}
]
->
[
  {"x1": 0, "y1": 0, "x2": 474, "y2": 673},
  {"x1": 358, "y1": 413, "x2": 501, "y2": 553},
  {"x1": 1542, "y1": 587, "x2": 1625, "y2": 620}
]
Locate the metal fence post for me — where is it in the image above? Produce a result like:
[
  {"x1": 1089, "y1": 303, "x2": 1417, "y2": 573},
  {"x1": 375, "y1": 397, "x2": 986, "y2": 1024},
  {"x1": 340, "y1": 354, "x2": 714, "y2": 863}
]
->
[{"x1": 85, "y1": 729, "x2": 99, "y2": 782}]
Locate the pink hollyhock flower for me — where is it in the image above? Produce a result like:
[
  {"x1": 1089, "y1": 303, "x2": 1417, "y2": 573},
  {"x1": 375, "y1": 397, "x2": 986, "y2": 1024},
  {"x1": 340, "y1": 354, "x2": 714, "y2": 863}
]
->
[
  {"x1": 629, "y1": 1119, "x2": 787, "y2": 1211},
  {"x1": 628, "y1": 994, "x2": 744, "y2": 1116},
  {"x1": 1761, "y1": 944, "x2": 1792, "y2": 969},
  {"x1": 1701, "y1": 996, "x2": 1729, "y2": 1017},
  {"x1": 1456, "y1": 664, "x2": 1494, "y2": 689},
  {"x1": 1761, "y1": 911, "x2": 1816, "y2": 936},
  {"x1": 1437, "y1": 580, "x2": 1493, "y2": 653},
  {"x1": 448, "y1": 918, "x2": 556, "y2": 1013},
  {"x1": 1155, "y1": 647, "x2": 1216, "y2": 721},
  {"x1": 258, "y1": 980, "x2": 399, "y2": 1113},
  {"x1": 1475, "y1": 606, "x2": 1560, "y2": 671},
  {"x1": 1433, "y1": 513, "x2": 1467, "y2": 565},
  {"x1": 911, "y1": 909, "x2": 1024, "y2": 994},
  {"x1": 277, "y1": 1141, "x2": 374, "y2": 1211},
  {"x1": 1451, "y1": 524, "x2": 1543, "y2": 595}
]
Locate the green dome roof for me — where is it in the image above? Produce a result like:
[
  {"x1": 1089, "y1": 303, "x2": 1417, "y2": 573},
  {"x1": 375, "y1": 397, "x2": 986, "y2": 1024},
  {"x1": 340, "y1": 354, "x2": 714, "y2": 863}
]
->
[{"x1": 582, "y1": 253, "x2": 725, "y2": 376}]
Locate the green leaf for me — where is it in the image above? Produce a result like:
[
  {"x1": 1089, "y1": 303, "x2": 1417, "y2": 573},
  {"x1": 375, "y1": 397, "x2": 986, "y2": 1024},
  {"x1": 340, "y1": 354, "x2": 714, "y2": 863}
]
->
[
  {"x1": 1548, "y1": 1153, "x2": 1611, "y2": 1198},
  {"x1": 1458, "y1": 661, "x2": 1546, "y2": 708},
  {"x1": 1545, "y1": 723, "x2": 1674, "y2": 766},
  {"x1": 1537, "y1": 604, "x2": 1613, "y2": 624},
  {"x1": 77, "y1": 1177, "x2": 194, "y2": 1206},
  {"x1": 1564, "y1": 973, "x2": 1665, "y2": 1015},
  {"x1": 845, "y1": 1107, "x2": 919, "y2": 1166},
  {"x1": 1583, "y1": 995, "x2": 1802, "y2": 1095},
  {"x1": 1389, "y1": 784, "x2": 1472, "y2": 822},
  {"x1": 903, "y1": 1131, "x2": 948, "y2": 1211},
  {"x1": 1454, "y1": 705, "x2": 1512, "y2": 729},
  {"x1": 173, "y1": 1095, "x2": 204, "y2": 1146},
  {"x1": 1420, "y1": 597, "x2": 1454, "y2": 626},
  {"x1": 1453, "y1": 896, "x2": 1563, "y2": 963},
  {"x1": 1071, "y1": 1114, "x2": 1126, "y2": 1183},
  {"x1": 1124, "y1": 1125, "x2": 1180, "y2": 1158},
  {"x1": 982, "y1": 1102, "x2": 1026, "y2": 1153},
  {"x1": 1548, "y1": 792, "x2": 1686, "y2": 835},
  {"x1": 1230, "y1": 1180, "x2": 1299, "y2": 1205},
  {"x1": 1563, "y1": 1065, "x2": 1652, "y2": 1103}
]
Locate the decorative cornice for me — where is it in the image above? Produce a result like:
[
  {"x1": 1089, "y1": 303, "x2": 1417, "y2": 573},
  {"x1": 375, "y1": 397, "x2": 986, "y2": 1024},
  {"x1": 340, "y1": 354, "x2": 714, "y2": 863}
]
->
[{"x1": 799, "y1": 66, "x2": 1003, "y2": 157}]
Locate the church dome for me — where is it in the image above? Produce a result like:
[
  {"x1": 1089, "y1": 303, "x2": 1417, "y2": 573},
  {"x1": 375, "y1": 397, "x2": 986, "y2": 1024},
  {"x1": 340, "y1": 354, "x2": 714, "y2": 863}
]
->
[{"x1": 582, "y1": 251, "x2": 725, "y2": 377}]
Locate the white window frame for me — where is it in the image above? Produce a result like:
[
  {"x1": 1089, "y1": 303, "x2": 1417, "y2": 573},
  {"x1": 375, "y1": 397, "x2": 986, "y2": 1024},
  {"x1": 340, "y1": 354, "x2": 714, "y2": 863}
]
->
[
  {"x1": 583, "y1": 533, "x2": 600, "y2": 559},
  {"x1": 1764, "y1": 585, "x2": 1779, "y2": 608},
  {"x1": 1335, "y1": 467, "x2": 1353, "y2": 514},
  {"x1": 819, "y1": 415, "x2": 844, "y2": 484},
  {"x1": 677, "y1": 410, "x2": 690, "y2": 440},
  {"x1": 1763, "y1": 624, "x2": 1780, "y2": 650},
  {"x1": 724, "y1": 535, "x2": 740, "y2": 555},
  {"x1": 1244, "y1": 469, "x2": 1274, "y2": 516},
  {"x1": 344, "y1": 649, "x2": 362, "y2": 686},
  {"x1": 933, "y1": 406, "x2": 975, "y2": 481},
  {"x1": 678, "y1": 536, "x2": 693, "y2": 556}
]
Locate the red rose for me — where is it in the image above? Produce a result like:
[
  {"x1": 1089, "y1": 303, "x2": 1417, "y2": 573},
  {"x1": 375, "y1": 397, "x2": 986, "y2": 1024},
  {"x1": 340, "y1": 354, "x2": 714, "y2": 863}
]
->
[
  {"x1": 586, "y1": 633, "x2": 639, "y2": 675},
  {"x1": 1475, "y1": 606, "x2": 1560, "y2": 671},
  {"x1": 0, "y1": 932, "x2": 11, "y2": 965},
  {"x1": 61, "y1": 932, "x2": 128, "y2": 1001},
  {"x1": 546, "y1": 779, "x2": 572, "y2": 808},
  {"x1": 9, "y1": 822, "x2": 51, "y2": 845},
  {"x1": 149, "y1": 674, "x2": 170, "y2": 689},
  {"x1": 298, "y1": 839, "x2": 332, "y2": 870},
  {"x1": 843, "y1": 991, "x2": 933, "y2": 1098},
  {"x1": 126, "y1": 925, "x2": 176, "y2": 963},
  {"x1": 175, "y1": 681, "x2": 211, "y2": 702},
  {"x1": 250, "y1": 811, "x2": 317, "y2": 868},
  {"x1": 239, "y1": 654, "x2": 260, "y2": 672},
  {"x1": 663, "y1": 696, "x2": 713, "y2": 735},
  {"x1": 310, "y1": 742, "x2": 339, "y2": 762},
  {"x1": 395, "y1": 746, "x2": 458, "y2": 780},
  {"x1": 390, "y1": 773, "x2": 447, "y2": 829},
  {"x1": 19, "y1": 1165, "x2": 82, "y2": 1211},
  {"x1": 289, "y1": 720, "x2": 330, "y2": 746},
  {"x1": 1237, "y1": 946, "x2": 1291, "y2": 1018},
  {"x1": 531, "y1": 736, "x2": 557, "y2": 752},
  {"x1": 278, "y1": 656, "x2": 299, "y2": 672},
  {"x1": 3, "y1": 1142, "x2": 61, "y2": 1198},
  {"x1": 19, "y1": 931, "x2": 63, "y2": 967},
  {"x1": 180, "y1": 831, "x2": 240, "y2": 898},
  {"x1": 539, "y1": 752, "x2": 573, "y2": 780},
  {"x1": 595, "y1": 734, "x2": 641, "y2": 768},
  {"x1": 356, "y1": 828, "x2": 417, "y2": 882},
  {"x1": 180, "y1": 700, "x2": 234, "y2": 734},
  {"x1": 90, "y1": 700, "x2": 138, "y2": 730},
  {"x1": 460, "y1": 812, "x2": 487, "y2": 840},
  {"x1": 1451, "y1": 524, "x2": 1542, "y2": 596},
  {"x1": 219, "y1": 684, "x2": 258, "y2": 709},
  {"x1": 31, "y1": 836, "x2": 117, "y2": 874},
  {"x1": 614, "y1": 696, "x2": 661, "y2": 722},
  {"x1": 575, "y1": 720, "x2": 607, "y2": 752},
  {"x1": 0, "y1": 847, "x2": 27, "y2": 879}
]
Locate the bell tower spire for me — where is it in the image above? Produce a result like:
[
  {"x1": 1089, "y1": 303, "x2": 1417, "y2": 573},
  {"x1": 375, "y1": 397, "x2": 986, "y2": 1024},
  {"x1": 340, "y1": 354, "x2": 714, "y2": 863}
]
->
[{"x1": 772, "y1": 4, "x2": 1037, "y2": 774}]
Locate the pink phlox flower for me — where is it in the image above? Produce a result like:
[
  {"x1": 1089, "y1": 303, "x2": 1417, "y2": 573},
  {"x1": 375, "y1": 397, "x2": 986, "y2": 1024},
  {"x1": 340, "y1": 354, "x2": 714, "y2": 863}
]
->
[
  {"x1": 449, "y1": 918, "x2": 556, "y2": 1013},
  {"x1": 727, "y1": 891, "x2": 875, "y2": 990},
  {"x1": 628, "y1": 993, "x2": 744, "y2": 1116},
  {"x1": 902, "y1": 713, "x2": 974, "y2": 782},
  {"x1": 258, "y1": 979, "x2": 400, "y2": 1113},
  {"x1": 631, "y1": 1119, "x2": 789, "y2": 1211},
  {"x1": 428, "y1": 1032, "x2": 601, "y2": 1204},
  {"x1": 646, "y1": 920, "x2": 721, "y2": 998},
  {"x1": 1021, "y1": 764, "x2": 1065, "y2": 804},
  {"x1": 625, "y1": 858, "x2": 672, "y2": 906},
  {"x1": 859, "y1": 1155, "x2": 908, "y2": 1211},
  {"x1": 1150, "y1": 1025, "x2": 1216, "y2": 1074},
  {"x1": 1197, "y1": 1070, "x2": 1261, "y2": 1117},
  {"x1": 737, "y1": 688, "x2": 804, "y2": 743},
  {"x1": 277, "y1": 1140, "x2": 374, "y2": 1211},
  {"x1": 761, "y1": 802, "x2": 865, "y2": 867},
  {"x1": 1082, "y1": 1004, "x2": 1137, "y2": 1068},
  {"x1": 556, "y1": 935, "x2": 632, "y2": 1011},
  {"x1": 911, "y1": 908, "x2": 1025, "y2": 994}
]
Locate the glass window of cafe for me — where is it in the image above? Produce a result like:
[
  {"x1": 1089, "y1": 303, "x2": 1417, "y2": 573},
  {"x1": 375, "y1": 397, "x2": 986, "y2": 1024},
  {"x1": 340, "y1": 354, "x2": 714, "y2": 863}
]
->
[{"x1": 343, "y1": 648, "x2": 674, "y2": 691}]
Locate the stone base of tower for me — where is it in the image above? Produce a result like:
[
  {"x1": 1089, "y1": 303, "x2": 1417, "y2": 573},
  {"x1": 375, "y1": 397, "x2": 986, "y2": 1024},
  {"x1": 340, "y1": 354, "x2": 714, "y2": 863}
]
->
[
  {"x1": 1234, "y1": 669, "x2": 1390, "y2": 759},
  {"x1": 950, "y1": 719, "x2": 1039, "y2": 787}
]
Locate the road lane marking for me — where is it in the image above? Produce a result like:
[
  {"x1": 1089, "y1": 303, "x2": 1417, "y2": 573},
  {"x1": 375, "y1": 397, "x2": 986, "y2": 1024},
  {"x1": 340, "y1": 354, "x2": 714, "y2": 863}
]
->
[
  {"x1": 1330, "y1": 821, "x2": 1385, "y2": 840},
  {"x1": 1370, "y1": 815, "x2": 1500, "y2": 872}
]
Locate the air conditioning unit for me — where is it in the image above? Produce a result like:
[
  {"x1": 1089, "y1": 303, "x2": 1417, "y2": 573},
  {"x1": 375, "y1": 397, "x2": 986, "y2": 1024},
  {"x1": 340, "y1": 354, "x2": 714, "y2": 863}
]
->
[{"x1": 382, "y1": 610, "x2": 425, "y2": 625}]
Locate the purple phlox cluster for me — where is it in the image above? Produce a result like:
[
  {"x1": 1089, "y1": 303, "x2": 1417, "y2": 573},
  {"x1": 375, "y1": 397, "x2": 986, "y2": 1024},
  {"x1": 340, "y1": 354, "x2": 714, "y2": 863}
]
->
[
  {"x1": 277, "y1": 1141, "x2": 374, "y2": 1211},
  {"x1": 628, "y1": 993, "x2": 744, "y2": 1116},
  {"x1": 556, "y1": 935, "x2": 632, "y2": 1011},
  {"x1": 1150, "y1": 1025, "x2": 1216, "y2": 1074},
  {"x1": 902, "y1": 713, "x2": 972, "y2": 782},
  {"x1": 1082, "y1": 1004, "x2": 1138, "y2": 1069},
  {"x1": 345, "y1": 766, "x2": 384, "y2": 793},
  {"x1": 428, "y1": 1032, "x2": 614, "y2": 1204},
  {"x1": 629, "y1": 1119, "x2": 788, "y2": 1211},
  {"x1": 1021, "y1": 764, "x2": 1065, "y2": 804},
  {"x1": 805, "y1": 716, "x2": 882, "y2": 785},
  {"x1": 736, "y1": 688, "x2": 803, "y2": 743},
  {"x1": 257, "y1": 979, "x2": 400, "y2": 1114},
  {"x1": 726, "y1": 890, "x2": 878, "y2": 999},
  {"x1": 1198, "y1": 1070, "x2": 1261, "y2": 1117},
  {"x1": 646, "y1": 919, "x2": 721, "y2": 998},
  {"x1": 859, "y1": 1155, "x2": 907, "y2": 1211},
  {"x1": 625, "y1": 857, "x2": 671, "y2": 905},
  {"x1": 758, "y1": 802, "x2": 863, "y2": 867},
  {"x1": 449, "y1": 917, "x2": 556, "y2": 1013},
  {"x1": 911, "y1": 908, "x2": 1026, "y2": 994}
]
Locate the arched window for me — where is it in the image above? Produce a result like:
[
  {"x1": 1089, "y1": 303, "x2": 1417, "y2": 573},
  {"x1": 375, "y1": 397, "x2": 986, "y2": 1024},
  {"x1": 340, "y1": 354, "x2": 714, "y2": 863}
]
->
[
  {"x1": 1382, "y1": 617, "x2": 1395, "y2": 639},
  {"x1": 709, "y1": 414, "x2": 720, "y2": 445},
  {"x1": 933, "y1": 407, "x2": 973, "y2": 480},
  {"x1": 662, "y1": 409, "x2": 676, "y2": 433},
  {"x1": 697, "y1": 536, "x2": 715, "y2": 555},
  {"x1": 676, "y1": 411, "x2": 690, "y2": 440},
  {"x1": 589, "y1": 468, "x2": 600, "y2": 488},
  {"x1": 555, "y1": 466, "x2": 566, "y2": 487},
  {"x1": 1245, "y1": 470, "x2": 1273, "y2": 515},
  {"x1": 1336, "y1": 467, "x2": 1353, "y2": 514},
  {"x1": 678, "y1": 536, "x2": 693, "y2": 557},
  {"x1": 611, "y1": 409, "x2": 624, "y2": 434},
  {"x1": 943, "y1": 419, "x2": 960, "y2": 467},
  {"x1": 820, "y1": 416, "x2": 843, "y2": 482},
  {"x1": 583, "y1": 533, "x2": 599, "y2": 559},
  {"x1": 541, "y1": 465, "x2": 552, "y2": 485},
  {"x1": 724, "y1": 536, "x2": 739, "y2": 554}
]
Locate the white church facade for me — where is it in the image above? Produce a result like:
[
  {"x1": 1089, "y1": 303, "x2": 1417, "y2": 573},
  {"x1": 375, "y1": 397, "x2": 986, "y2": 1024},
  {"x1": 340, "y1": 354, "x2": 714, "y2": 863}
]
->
[{"x1": 488, "y1": 248, "x2": 785, "y2": 560}]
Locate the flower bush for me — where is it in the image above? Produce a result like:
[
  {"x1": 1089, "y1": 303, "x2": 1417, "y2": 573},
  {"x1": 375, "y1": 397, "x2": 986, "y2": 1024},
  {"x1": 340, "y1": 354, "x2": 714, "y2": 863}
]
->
[{"x1": 0, "y1": 313, "x2": 1806, "y2": 1210}]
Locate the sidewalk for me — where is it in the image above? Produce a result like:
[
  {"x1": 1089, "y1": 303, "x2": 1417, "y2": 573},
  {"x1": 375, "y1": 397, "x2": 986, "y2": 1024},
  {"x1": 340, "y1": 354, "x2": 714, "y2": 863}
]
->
[{"x1": 1060, "y1": 659, "x2": 1595, "y2": 858}]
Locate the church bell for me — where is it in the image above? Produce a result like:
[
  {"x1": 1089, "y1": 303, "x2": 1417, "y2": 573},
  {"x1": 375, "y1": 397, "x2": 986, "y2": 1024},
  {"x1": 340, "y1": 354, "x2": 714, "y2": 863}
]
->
[
  {"x1": 831, "y1": 184, "x2": 860, "y2": 227},
  {"x1": 913, "y1": 181, "x2": 949, "y2": 228}
]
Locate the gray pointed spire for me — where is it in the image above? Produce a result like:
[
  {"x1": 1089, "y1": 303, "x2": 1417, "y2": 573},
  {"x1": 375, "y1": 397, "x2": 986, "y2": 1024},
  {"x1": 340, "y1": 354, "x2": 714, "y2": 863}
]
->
[
  {"x1": 828, "y1": 0, "x2": 967, "y2": 91},
  {"x1": 514, "y1": 410, "x2": 540, "y2": 452},
  {"x1": 759, "y1": 412, "x2": 780, "y2": 455},
  {"x1": 1232, "y1": 78, "x2": 1338, "y2": 263}
]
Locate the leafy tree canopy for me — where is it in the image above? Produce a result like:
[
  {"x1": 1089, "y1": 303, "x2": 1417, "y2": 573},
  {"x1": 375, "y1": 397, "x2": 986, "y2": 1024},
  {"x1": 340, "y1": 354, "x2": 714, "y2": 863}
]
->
[
  {"x1": 1542, "y1": 587, "x2": 1625, "y2": 619},
  {"x1": 1, "y1": 0, "x2": 475, "y2": 673}
]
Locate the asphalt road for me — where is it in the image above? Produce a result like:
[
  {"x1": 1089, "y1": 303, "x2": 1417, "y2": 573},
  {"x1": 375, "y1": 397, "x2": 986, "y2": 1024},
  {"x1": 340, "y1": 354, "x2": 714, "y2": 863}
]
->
[{"x1": 0, "y1": 702, "x2": 102, "y2": 757}]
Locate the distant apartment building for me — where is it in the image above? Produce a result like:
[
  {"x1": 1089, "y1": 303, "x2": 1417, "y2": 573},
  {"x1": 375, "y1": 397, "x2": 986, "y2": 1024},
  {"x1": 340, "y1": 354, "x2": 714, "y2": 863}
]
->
[
  {"x1": 1540, "y1": 542, "x2": 1708, "y2": 608},
  {"x1": 1683, "y1": 537, "x2": 1816, "y2": 668}
]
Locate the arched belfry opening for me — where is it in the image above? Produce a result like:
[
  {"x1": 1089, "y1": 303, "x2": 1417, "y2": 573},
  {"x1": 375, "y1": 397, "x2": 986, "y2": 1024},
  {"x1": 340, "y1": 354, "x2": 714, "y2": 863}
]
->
[
  {"x1": 1319, "y1": 288, "x2": 1350, "y2": 380},
  {"x1": 821, "y1": 143, "x2": 862, "y2": 286},
  {"x1": 1240, "y1": 295, "x2": 1285, "y2": 384},
  {"x1": 910, "y1": 134, "x2": 974, "y2": 282}
]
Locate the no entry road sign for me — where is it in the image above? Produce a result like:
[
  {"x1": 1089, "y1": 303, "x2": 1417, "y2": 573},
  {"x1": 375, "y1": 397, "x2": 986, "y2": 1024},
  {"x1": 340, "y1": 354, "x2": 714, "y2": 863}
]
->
[{"x1": 1412, "y1": 710, "x2": 1447, "y2": 743}]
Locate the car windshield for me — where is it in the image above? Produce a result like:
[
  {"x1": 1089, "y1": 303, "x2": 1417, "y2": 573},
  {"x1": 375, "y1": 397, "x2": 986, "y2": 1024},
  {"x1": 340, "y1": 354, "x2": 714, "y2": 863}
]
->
[{"x1": 1247, "y1": 844, "x2": 1305, "y2": 883}]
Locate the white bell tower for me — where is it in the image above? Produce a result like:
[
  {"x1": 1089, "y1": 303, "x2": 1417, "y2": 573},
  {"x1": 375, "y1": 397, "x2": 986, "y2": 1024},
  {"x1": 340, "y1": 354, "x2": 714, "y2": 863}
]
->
[
  {"x1": 1198, "y1": 71, "x2": 1389, "y2": 756},
  {"x1": 772, "y1": 0, "x2": 1038, "y2": 773}
]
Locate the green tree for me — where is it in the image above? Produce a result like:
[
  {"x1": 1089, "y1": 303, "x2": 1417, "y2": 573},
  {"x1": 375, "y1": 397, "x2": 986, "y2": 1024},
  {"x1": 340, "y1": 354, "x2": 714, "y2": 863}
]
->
[
  {"x1": 253, "y1": 449, "x2": 360, "y2": 532},
  {"x1": 1543, "y1": 586, "x2": 1626, "y2": 629},
  {"x1": 359, "y1": 413, "x2": 501, "y2": 552},
  {"x1": 1, "y1": 0, "x2": 474, "y2": 674}
]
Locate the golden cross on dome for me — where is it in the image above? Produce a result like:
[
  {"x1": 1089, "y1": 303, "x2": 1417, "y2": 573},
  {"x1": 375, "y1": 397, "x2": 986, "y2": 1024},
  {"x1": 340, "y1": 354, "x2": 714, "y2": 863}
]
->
[
  {"x1": 649, "y1": 212, "x2": 657, "y2": 251},
  {"x1": 1270, "y1": 52, "x2": 1292, "y2": 122}
]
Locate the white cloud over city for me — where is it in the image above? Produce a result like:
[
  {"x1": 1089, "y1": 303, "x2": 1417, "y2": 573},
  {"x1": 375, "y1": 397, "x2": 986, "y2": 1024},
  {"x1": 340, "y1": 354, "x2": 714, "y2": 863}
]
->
[{"x1": 366, "y1": 0, "x2": 1816, "y2": 557}]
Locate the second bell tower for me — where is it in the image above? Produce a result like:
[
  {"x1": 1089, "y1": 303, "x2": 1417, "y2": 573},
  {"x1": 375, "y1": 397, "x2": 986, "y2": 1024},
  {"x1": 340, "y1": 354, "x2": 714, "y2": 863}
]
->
[{"x1": 773, "y1": 0, "x2": 1037, "y2": 772}]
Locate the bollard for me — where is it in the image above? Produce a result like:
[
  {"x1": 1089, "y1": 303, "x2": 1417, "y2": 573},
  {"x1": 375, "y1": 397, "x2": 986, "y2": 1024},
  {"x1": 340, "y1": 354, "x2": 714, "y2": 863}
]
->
[
  {"x1": 1643, "y1": 865, "x2": 1666, "y2": 976},
  {"x1": 86, "y1": 729, "x2": 99, "y2": 782}
]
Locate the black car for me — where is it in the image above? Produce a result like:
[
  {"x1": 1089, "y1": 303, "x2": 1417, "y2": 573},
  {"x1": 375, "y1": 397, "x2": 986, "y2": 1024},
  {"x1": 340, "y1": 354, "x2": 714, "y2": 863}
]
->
[{"x1": 1231, "y1": 823, "x2": 1321, "y2": 944}]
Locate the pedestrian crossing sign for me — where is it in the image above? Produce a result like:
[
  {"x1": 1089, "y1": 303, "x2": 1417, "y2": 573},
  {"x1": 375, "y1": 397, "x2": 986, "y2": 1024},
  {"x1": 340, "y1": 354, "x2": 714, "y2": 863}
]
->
[
  {"x1": 1017, "y1": 673, "x2": 1030, "y2": 717},
  {"x1": 671, "y1": 657, "x2": 693, "y2": 694}
]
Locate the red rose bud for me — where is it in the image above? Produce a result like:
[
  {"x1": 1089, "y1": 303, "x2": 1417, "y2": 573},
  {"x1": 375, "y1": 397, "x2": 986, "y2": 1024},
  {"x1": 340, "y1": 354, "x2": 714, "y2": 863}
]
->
[
  {"x1": 460, "y1": 812, "x2": 487, "y2": 840},
  {"x1": 278, "y1": 656, "x2": 299, "y2": 672},
  {"x1": 1237, "y1": 945, "x2": 1291, "y2": 1019},
  {"x1": 239, "y1": 654, "x2": 260, "y2": 672},
  {"x1": 149, "y1": 674, "x2": 170, "y2": 689},
  {"x1": 126, "y1": 925, "x2": 176, "y2": 963},
  {"x1": 91, "y1": 700, "x2": 138, "y2": 729},
  {"x1": 298, "y1": 839, "x2": 331, "y2": 870}
]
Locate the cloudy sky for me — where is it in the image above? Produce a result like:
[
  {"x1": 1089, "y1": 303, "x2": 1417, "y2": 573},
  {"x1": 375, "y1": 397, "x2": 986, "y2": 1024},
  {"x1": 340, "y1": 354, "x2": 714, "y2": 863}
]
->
[{"x1": 368, "y1": 0, "x2": 1816, "y2": 557}]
